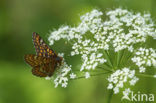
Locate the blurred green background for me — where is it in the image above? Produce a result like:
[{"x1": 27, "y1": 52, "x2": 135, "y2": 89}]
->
[{"x1": 0, "y1": 0, "x2": 156, "y2": 103}]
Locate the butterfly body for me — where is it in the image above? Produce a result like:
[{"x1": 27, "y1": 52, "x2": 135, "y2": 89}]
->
[{"x1": 24, "y1": 32, "x2": 62, "y2": 77}]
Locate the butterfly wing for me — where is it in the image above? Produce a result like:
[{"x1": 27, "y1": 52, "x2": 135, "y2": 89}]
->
[
  {"x1": 32, "y1": 63, "x2": 56, "y2": 77},
  {"x1": 42, "y1": 62, "x2": 56, "y2": 77},
  {"x1": 24, "y1": 54, "x2": 56, "y2": 77},
  {"x1": 24, "y1": 54, "x2": 51, "y2": 66},
  {"x1": 32, "y1": 66, "x2": 48, "y2": 77},
  {"x1": 32, "y1": 32, "x2": 57, "y2": 57}
]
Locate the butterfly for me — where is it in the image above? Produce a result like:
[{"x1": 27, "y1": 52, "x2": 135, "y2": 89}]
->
[{"x1": 24, "y1": 32, "x2": 63, "y2": 77}]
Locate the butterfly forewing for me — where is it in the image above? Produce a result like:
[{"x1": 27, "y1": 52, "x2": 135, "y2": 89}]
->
[{"x1": 32, "y1": 32, "x2": 56, "y2": 57}]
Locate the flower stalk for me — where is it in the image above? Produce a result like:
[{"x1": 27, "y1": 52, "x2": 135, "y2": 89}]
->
[{"x1": 107, "y1": 89, "x2": 114, "y2": 103}]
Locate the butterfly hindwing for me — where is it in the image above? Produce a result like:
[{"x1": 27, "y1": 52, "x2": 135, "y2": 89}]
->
[
  {"x1": 32, "y1": 66, "x2": 48, "y2": 77},
  {"x1": 42, "y1": 62, "x2": 56, "y2": 77},
  {"x1": 32, "y1": 32, "x2": 56, "y2": 57},
  {"x1": 32, "y1": 59, "x2": 57, "y2": 77},
  {"x1": 24, "y1": 54, "x2": 58, "y2": 77}
]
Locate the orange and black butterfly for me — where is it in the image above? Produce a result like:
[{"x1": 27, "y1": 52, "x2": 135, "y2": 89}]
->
[{"x1": 24, "y1": 32, "x2": 63, "y2": 77}]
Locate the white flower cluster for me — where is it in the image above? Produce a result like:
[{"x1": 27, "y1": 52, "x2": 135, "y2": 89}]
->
[
  {"x1": 48, "y1": 9, "x2": 103, "y2": 45},
  {"x1": 49, "y1": 53, "x2": 77, "y2": 88},
  {"x1": 48, "y1": 26, "x2": 70, "y2": 45},
  {"x1": 48, "y1": 8, "x2": 156, "y2": 92},
  {"x1": 49, "y1": 9, "x2": 108, "y2": 77},
  {"x1": 132, "y1": 48, "x2": 156, "y2": 72},
  {"x1": 80, "y1": 53, "x2": 107, "y2": 71},
  {"x1": 105, "y1": 8, "x2": 156, "y2": 52},
  {"x1": 54, "y1": 62, "x2": 72, "y2": 88},
  {"x1": 107, "y1": 68, "x2": 139, "y2": 94}
]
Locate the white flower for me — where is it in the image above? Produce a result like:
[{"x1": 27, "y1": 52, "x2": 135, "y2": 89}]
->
[
  {"x1": 85, "y1": 72, "x2": 90, "y2": 79},
  {"x1": 114, "y1": 87, "x2": 119, "y2": 94},
  {"x1": 58, "y1": 53, "x2": 64, "y2": 57},
  {"x1": 123, "y1": 88, "x2": 131, "y2": 95},
  {"x1": 139, "y1": 66, "x2": 146, "y2": 73},
  {"x1": 45, "y1": 77, "x2": 51, "y2": 80},
  {"x1": 70, "y1": 73, "x2": 76, "y2": 79},
  {"x1": 122, "y1": 88, "x2": 131, "y2": 101},
  {"x1": 129, "y1": 77, "x2": 139, "y2": 86},
  {"x1": 62, "y1": 82, "x2": 68, "y2": 88},
  {"x1": 107, "y1": 83, "x2": 113, "y2": 89}
]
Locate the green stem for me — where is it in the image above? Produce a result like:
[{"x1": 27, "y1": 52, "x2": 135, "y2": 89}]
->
[
  {"x1": 116, "y1": 51, "x2": 120, "y2": 67},
  {"x1": 103, "y1": 50, "x2": 113, "y2": 68},
  {"x1": 72, "y1": 71, "x2": 111, "y2": 80},
  {"x1": 107, "y1": 89, "x2": 113, "y2": 103},
  {"x1": 97, "y1": 65, "x2": 114, "y2": 72},
  {"x1": 122, "y1": 50, "x2": 135, "y2": 67},
  {"x1": 118, "y1": 49, "x2": 125, "y2": 68},
  {"x1": 136, "y1": 73, "x2": 156, "y2": 78}
]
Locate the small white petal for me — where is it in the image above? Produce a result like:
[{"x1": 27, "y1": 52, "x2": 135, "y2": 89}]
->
[{"x1": 85, "y1": 72, "x2": 90, "y2": 79}]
